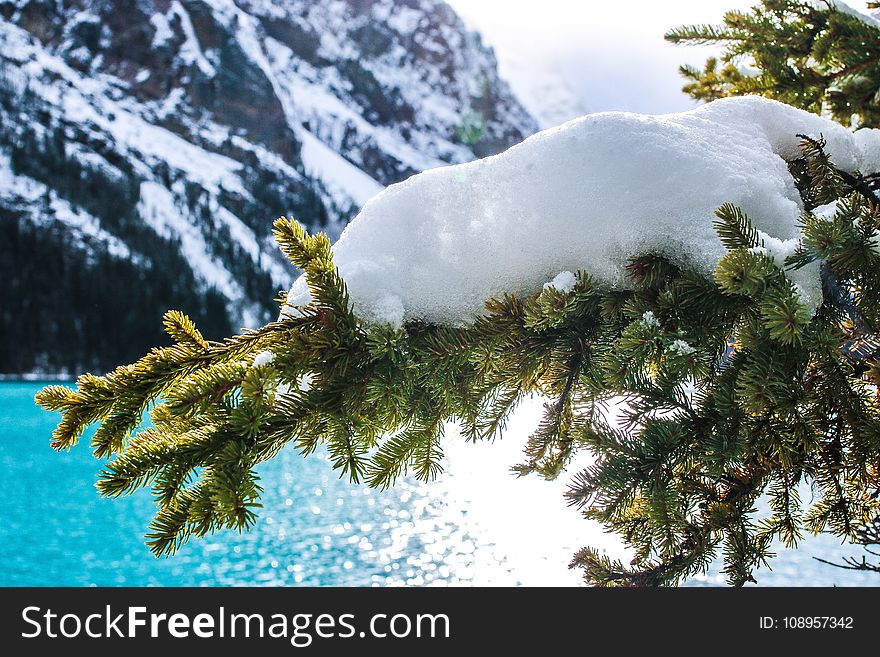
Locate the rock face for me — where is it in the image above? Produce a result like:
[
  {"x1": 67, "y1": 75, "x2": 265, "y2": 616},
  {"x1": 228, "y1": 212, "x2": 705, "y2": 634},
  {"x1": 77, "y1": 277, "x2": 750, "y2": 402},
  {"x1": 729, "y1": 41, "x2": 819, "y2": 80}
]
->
[{"x1": 0, "y1": 0, "x2": 536, "y2": 373}]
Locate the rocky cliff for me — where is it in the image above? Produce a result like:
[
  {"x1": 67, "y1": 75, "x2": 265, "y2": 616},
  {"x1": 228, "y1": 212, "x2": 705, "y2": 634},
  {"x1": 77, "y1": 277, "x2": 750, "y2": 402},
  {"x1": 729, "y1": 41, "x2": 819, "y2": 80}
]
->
[{"x1": 0, "y1": 0, "x2": 536, "y2": 373}]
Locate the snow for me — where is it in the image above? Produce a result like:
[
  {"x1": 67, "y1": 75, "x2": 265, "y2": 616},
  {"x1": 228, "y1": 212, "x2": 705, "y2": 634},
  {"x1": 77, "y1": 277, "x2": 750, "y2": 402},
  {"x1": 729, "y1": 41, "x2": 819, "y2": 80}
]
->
[
  {"x1": 641, "y1": 311, "x2": 660, "y2": 329},
  {"x1": 669, "y1": 340, "x2": 696, "y2": 356},
  {"x1": 167, "y1": 1, "x2": 217, "y2": 77},
  {"x1": 44, "y1": 195, "x2": 133, "y2": 261},
  {"x1": 384, "y1": 5, "x2": 425, "y2": 35},
  {"x1": 543, "y1": 271, "x2": 577, "y2": 293},
  {"x1": 298, "y1": 130, "x2": 384, "y2": 208},
  {"x1": 13, "y1": 34, "x2": 248, "y2": 198},
  {"x1": 813, "y1": 201, "x2": 842, "y2": 222},
  {"x1": 273, "y1": 373, "x2": 312, "y2": 397},
  {"x1": 257, "y1": 0, "x2": 535, "y2": 185},
  {"x1": 750, "y1": 229, "x2": 820, "y2": 300},
  {"x1": 0, "y1": 153, "x2": 132, "y2": 260},
  {"x1": 103, "y1": 111, "x2": 247, "y2": 196},
  {"x1": 263, "y1": 37, "x2": 467, "y2": 175},
  {"x1": 811, "y1": 199, "x2": 880, "y2": 256},
  {"x1": 149, "y1": 11, "x2": 175, "y2": 48},
  {"x1": 198, "y1": 3, "x2": 437, "y2": 213},
  {"x1": 0, "y1": 0, "x2": 535, "y2": 343},
  {"x1": 286, "y1": 97, "x2": 880, "y2": 327},
  {"x1": 855, "y1": 128, "x2": 880, "y2": 171},
  {"x1": 138, "y1": 181, "x2": 261, "y2": 328},
  {"x1": 253, "y1": 351, "x2": 275, "y2": 367}
]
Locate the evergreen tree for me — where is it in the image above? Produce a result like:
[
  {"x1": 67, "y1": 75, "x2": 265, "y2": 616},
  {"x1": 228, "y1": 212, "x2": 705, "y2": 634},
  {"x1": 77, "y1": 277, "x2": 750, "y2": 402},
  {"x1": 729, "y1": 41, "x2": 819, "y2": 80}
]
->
[
  {"x1": 37, "y1": 134, "x2": 880, "y2": 585},
  {"x1": 32, "y1": 0, "x2": 880, "y2": 585},
  {"x1": 669, "y1": 0, "x2": 880, "y2": 577},
  {"x1": 665, "y1": 0, "x2": 880, "y2": 128}
]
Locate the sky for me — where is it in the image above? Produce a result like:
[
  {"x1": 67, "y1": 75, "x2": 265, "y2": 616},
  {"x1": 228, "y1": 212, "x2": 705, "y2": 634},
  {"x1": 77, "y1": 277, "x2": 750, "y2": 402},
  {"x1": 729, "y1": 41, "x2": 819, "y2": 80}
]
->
[{"x1": 446, "y1": 0, "x2": 877, "y2": 127}]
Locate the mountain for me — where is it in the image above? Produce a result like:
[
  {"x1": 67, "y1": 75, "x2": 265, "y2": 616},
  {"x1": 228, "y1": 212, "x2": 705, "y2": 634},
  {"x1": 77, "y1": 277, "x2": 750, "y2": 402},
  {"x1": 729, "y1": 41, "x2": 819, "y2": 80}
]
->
[{"x1": 0, "y1": 0, "x2": 537, "y2": 375}]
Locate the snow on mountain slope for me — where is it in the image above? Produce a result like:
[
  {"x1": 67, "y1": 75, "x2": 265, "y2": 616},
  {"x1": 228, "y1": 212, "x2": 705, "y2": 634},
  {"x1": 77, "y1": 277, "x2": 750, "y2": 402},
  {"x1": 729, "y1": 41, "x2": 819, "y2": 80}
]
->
[
  {"x1": 0, "y1": 153, "x2": 133, "y2": 260},
  {"x1": 298, "y1": 130, "x2": 384, "y2": 209},
  {"x1": 0, "y1": 0, "x2": 537, "y2": 373}
]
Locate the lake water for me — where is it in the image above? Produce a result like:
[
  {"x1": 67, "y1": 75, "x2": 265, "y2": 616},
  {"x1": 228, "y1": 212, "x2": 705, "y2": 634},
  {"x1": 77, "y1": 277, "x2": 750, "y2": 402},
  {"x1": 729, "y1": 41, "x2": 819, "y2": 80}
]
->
[{"x1": 1, "y1": 382, "x2": 877, "y2": 587}]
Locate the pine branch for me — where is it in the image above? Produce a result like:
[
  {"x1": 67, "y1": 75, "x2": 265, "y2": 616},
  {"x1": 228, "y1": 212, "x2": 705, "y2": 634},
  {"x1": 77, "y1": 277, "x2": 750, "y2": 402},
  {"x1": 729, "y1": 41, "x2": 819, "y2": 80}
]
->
[{"x1": 35, "y1": 137, "x2": 880, "y2": 585}]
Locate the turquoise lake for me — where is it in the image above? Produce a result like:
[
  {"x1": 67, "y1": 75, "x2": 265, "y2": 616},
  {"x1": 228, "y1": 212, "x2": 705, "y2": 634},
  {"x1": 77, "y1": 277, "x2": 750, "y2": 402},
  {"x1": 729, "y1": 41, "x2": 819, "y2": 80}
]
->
[
  {"x1": 0, "y1": 381, "x2": 499, "y2": 586},
  {"x1": 2, "y1": 381, "x2": 878, "y2": 587}
]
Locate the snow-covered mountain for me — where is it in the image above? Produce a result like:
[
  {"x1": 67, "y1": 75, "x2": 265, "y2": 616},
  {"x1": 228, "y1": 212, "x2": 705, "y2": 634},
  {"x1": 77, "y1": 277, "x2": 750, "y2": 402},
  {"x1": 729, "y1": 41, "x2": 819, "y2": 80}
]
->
[{"x1": 0, "y1": 0, "x2": 537, "y2": 373}]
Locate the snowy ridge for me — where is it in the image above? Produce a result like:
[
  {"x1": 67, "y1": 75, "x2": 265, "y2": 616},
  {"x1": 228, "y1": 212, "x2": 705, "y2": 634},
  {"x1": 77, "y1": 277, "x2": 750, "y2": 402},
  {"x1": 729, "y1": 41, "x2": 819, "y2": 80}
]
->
[{"x1": 286, "y1": 97, "x2": 880, "y2": 327}]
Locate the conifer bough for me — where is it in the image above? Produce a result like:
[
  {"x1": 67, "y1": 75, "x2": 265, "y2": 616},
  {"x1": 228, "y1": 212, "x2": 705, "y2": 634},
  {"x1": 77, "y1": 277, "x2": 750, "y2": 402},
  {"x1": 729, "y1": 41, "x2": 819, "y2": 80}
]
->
[
  {"x1": 36, "y1": 133, "x2": 880, "y2": 586},
  {"x1": 666, "y1": 0, "x2": 880, "y2": 128}
]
